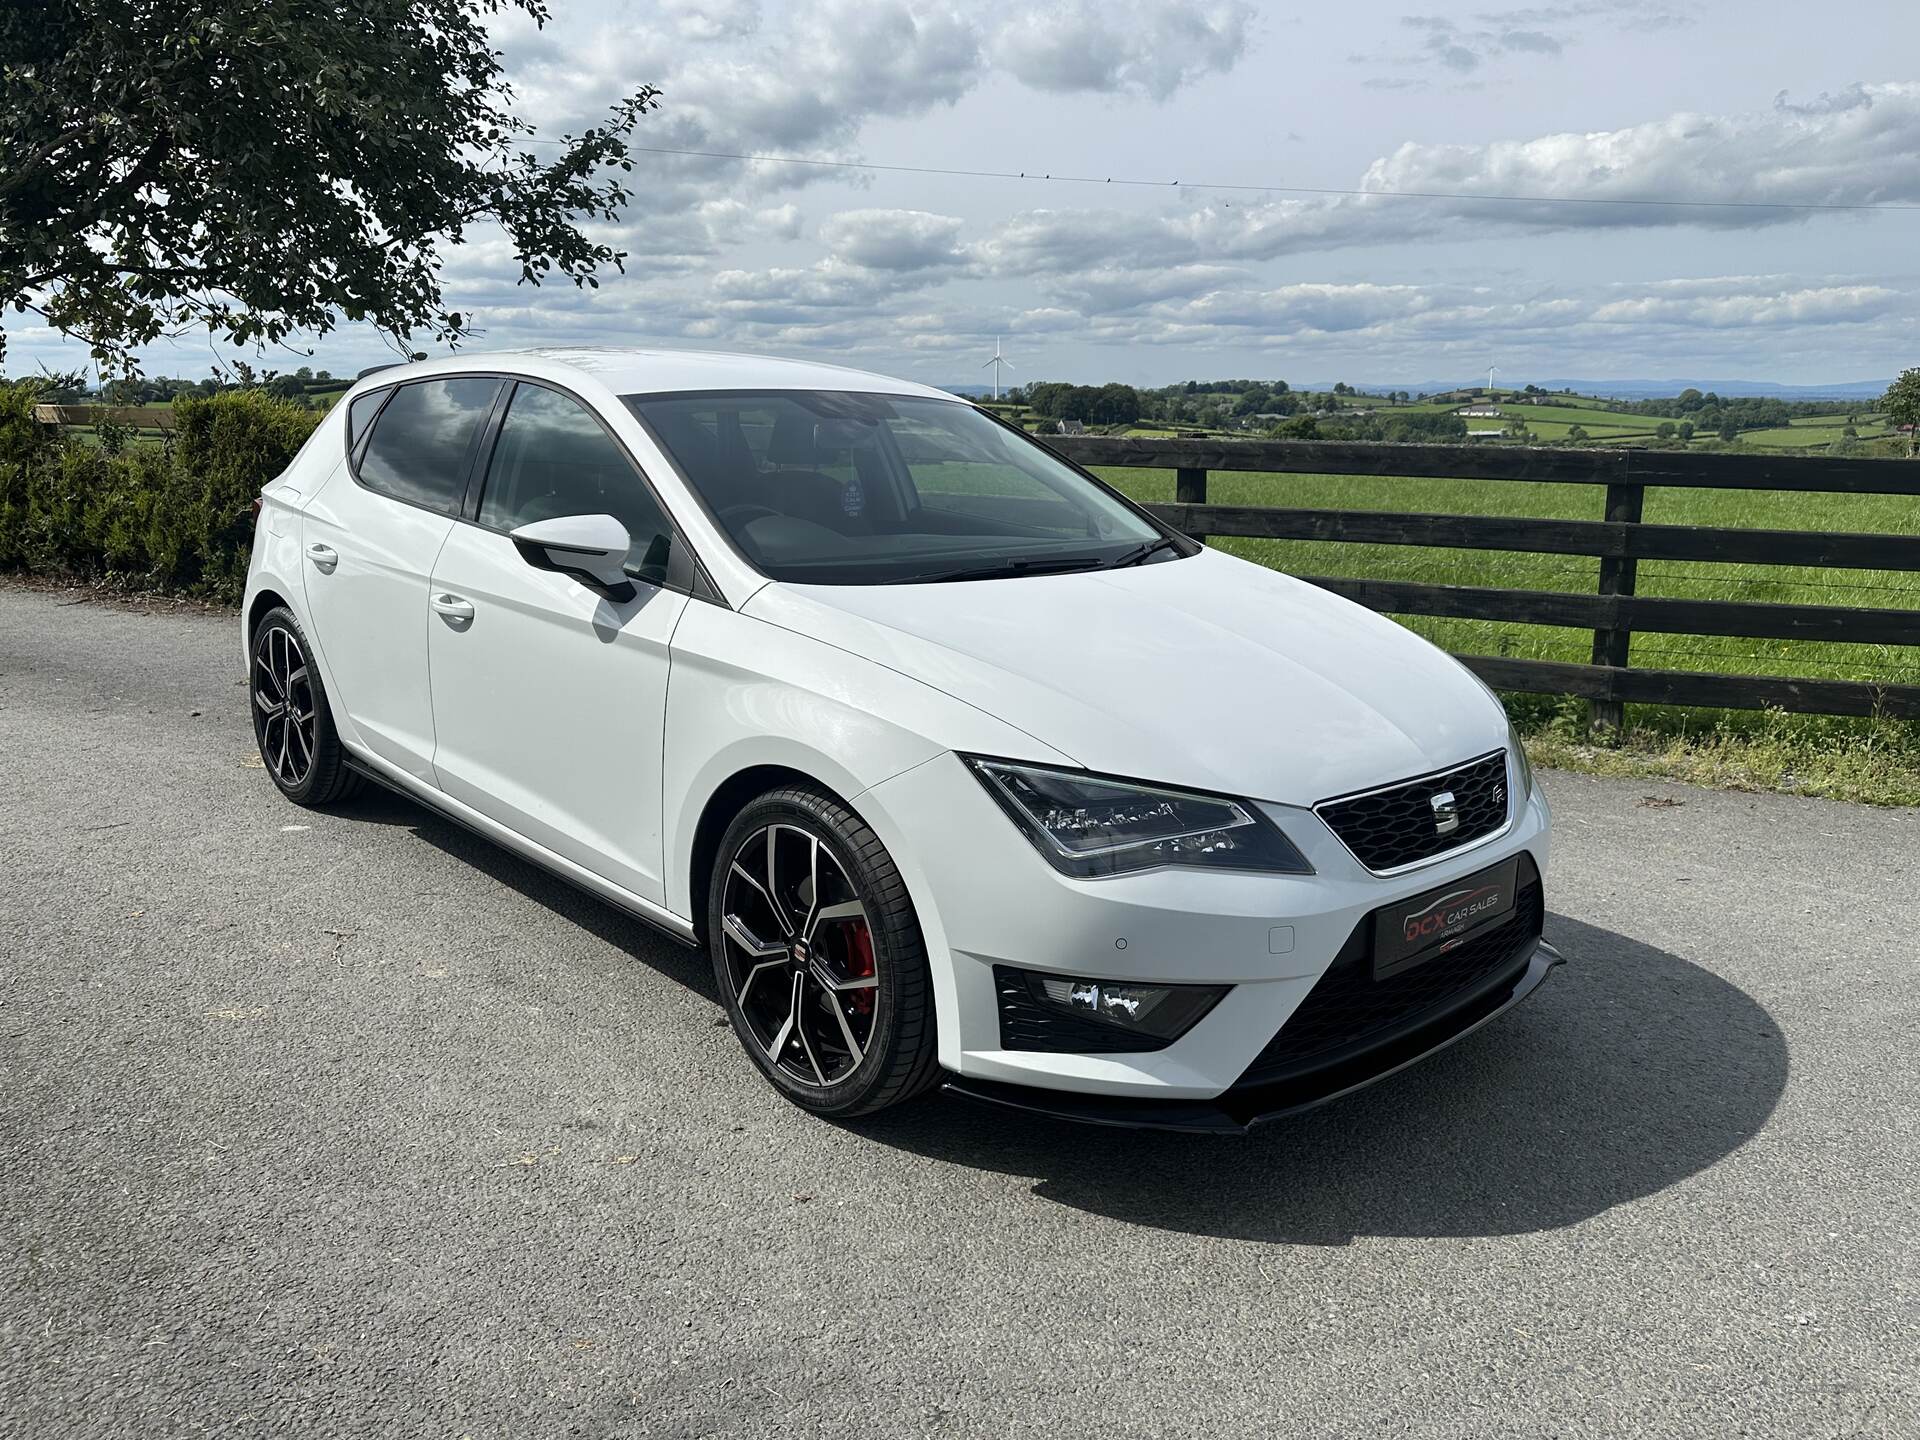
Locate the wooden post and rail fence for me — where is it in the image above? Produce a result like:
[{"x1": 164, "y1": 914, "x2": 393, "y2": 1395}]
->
[
  {"x1": 1047, "y1": 436, "x2": 1920, "y2": 729},
  {"x1": 32, "y1": 404, "x2": 177, "y2": 429}
]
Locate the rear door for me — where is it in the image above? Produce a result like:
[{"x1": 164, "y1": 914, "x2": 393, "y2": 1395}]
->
[
  {"x1": 299, "y1": 376, "x2": 503, "y2": 778},
  {"x1": 425, "y1": 381, "x2": 690, "y2": 905}
]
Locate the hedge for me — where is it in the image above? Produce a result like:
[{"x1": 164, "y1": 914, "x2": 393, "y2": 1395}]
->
[{"x1": 0, "y1": 384, "x2": 320, "y2": 603}]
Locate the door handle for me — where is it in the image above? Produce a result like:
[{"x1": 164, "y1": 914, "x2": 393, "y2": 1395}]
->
[
  {"x1": 307, "y1": 543, "x2": 338, "y2": 573},
  {"x1": 430, "y1": 593, "x2": 475, "y2": 624}
]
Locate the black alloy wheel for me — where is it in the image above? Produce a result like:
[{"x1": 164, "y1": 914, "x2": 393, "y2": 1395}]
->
[
  {"x1": 709, "y1": 785, "x2": 940, "y2": 1117},
  {"x1": 249, "y1": 606, "x2": 359, "y2": 807}
]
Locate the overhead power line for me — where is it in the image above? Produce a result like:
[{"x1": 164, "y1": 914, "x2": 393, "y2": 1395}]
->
[{"x1": 620, "y1": 143, "x2": 1920, "y2": 214}]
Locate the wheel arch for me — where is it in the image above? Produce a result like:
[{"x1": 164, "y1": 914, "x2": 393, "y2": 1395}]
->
[
  {"x1": 241, "y1": 560, "x2": 365, "y2": 759},
  {"x1": 674, "y1": 747, "x2": 964, "y2": 1081},
  {"x1": 685, "y1": 762, "x2": 851, "y2": 944},
  {"x1": 247, "y1": 586, "x2": 294, "y2": 639}
]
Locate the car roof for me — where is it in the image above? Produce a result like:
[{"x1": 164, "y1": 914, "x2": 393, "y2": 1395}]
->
[{"x1": 358, "y1": 346, "x2": 960, "y2": 403}]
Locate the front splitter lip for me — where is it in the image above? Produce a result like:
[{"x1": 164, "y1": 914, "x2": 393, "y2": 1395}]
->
[{"x1": 940, "y1": 939, "x2": 1564, "y2": 1134}]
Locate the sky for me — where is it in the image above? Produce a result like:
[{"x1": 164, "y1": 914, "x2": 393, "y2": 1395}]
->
[{"x1": 18, "y1": 0, "x2": 1920, "y2": 389}]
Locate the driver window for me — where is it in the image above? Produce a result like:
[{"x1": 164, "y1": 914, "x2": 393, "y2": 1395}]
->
[
  {"x1": 479, "y1": 384, "x2": 673, "y2": 571},
  {"x1": 657, "y1": 402, "x2": 884, "y2": 534}
]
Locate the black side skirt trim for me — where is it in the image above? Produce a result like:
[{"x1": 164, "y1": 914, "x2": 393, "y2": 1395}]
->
[
  {"x1": 342, "y1": 754, "x2": 702, "y2": 951},
  {"x1": 940, "y1": 940, "x2": 1564, "y2": 1134}
]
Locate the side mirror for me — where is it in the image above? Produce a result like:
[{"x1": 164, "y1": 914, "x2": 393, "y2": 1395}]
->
[{"x1": 510, "y1": 513, "x2": 636, "y2": 602}]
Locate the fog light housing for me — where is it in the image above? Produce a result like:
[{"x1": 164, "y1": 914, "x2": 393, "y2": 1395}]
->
[{"x1": 994, "y1": 965, "x2": 1228, "y2": 1052}]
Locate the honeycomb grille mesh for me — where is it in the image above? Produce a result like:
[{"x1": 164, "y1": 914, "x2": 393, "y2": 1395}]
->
[
  {"x1": 1238, "y1": 864, "x2": 1543, "y2": 1088},
  {"x1": 1317, "y1": 750, "x2": 1510, "y2": 872}
]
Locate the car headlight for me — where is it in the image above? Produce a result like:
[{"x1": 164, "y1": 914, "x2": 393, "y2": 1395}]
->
[
  {"x1": 1508, "y1": 720, "x2": 1535, "y2": 802},
  {"x1": 964, "y1": 758, "x2": 1313, "y2": 878}
]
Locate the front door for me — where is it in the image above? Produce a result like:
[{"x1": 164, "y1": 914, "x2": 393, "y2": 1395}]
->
[
  {"x1": 426, "y1": 381, "x2": 689, "y2": 905},
  {"x1": 299, "y1": 376, "x2": 503, "y2": 778}
]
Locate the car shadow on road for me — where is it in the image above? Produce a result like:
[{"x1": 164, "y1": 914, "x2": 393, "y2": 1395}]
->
[
  {"x1": 851, "y1": 915, "x2": 1789, "y2": 1245},
  {"x1": 333, "y1": 786, "x2": 721, "y2": 1004},
  {"x1": 327, "y1": 788, "x2": 1787, "y2": 1245}
]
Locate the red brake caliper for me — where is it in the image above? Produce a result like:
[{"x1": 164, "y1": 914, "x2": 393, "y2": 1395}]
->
[{"x1": 845, "y1": 921, "x2": 877, "y2": 1016}]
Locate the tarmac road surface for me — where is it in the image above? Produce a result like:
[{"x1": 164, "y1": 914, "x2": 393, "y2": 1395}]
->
[{"x1": 3, "y1": 582, "x2": 1916, "y2": 1438}]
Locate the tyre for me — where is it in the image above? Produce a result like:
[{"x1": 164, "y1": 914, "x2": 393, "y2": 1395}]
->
[
  {"x1": 249, "y1": 605, "x2": 361, "y2": 807},
  {"x1": 707, "y1": 784, "x2": 941, "y2": 1118}
]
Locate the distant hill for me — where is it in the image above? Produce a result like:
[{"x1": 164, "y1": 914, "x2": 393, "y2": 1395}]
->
[
  {"x1": 951, "y1": 378, "x2": 1894, "y2": 401},
  {"x1": 1338, "y1": 378, "x2": 1893, "y2": 401}
]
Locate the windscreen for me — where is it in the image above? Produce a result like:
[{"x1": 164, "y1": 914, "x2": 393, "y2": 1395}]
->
[{"x1": 623, "y1": 390, "x2": 1168, "y2": 585}]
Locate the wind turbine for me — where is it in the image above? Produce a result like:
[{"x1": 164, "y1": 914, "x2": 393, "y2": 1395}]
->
[
  {"x1": 982, "y1": 336, "x2": 1014, "y2": 400},
  {"x1": 1487, "y1": 364, "x2": 1497, "y2": 397}
]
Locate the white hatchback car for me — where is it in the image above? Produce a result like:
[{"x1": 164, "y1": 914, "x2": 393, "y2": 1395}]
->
[{"x1": 243, "y1": 348, "x2": 1556, "y2": 1131}]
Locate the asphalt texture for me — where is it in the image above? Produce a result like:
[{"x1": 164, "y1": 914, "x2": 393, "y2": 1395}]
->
[{"x1": 2, "y1": 580, "x2": 1916, "y2": 1439}]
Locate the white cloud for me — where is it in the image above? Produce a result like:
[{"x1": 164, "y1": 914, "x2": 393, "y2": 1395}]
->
[
  {"x1": 1364, "y1": 81, "x2": 1920, "y2": 220},
  {"x1": 656, "y1": 0, "x2": 761, "y2": 44},
  {"x1": 1586, "y1": 284, "x2": 1896, "y2": 329},
  {"x1": 758, "y1": 204, "x2": 805, "y2": 241},
  {"x1": 1158, "y1": 282, "x2": 1434, "y2": 334},
  {"x1": 505, "y1": 0, "x2": 1254, "y2": 189},
  {"x1": 967, "y1": 80, "x2": 1920, "y2": 288},
  {"x1": 991, "y1": 1, "x2": 1253, "y2": 101},
  {"x1": 819, "y1": 210, "x2": 971, "y2": 271},
  {"x1": 1357, "y1": 3, "x2": 1689, "y2": 79}
]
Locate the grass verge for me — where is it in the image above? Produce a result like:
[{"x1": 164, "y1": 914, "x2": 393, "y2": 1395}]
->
[{"x1": 1510, "y1": 696, "x2": 1920, "y2": 806}]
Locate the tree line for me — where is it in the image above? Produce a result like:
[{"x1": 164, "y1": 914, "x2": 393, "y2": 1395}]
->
[
  {"x1": 38, "y1": 365, "x2": 349, "y2": 410},
  {"x1": 1012, "y1": 378, "x2": 1420, "y2": 430}
]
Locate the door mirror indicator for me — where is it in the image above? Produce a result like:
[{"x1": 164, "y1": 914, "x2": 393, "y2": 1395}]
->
[{"x1": 510, "y1": 513, "x2": 637, "y2": 602}]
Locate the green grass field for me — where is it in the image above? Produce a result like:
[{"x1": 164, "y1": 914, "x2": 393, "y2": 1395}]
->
[
  {"x1": 1322, "y1": 393, "x2": 1894, "y2": 453},
  {"x1": 1741, "y1": 420, "x2": 1891, "y2": 449}
]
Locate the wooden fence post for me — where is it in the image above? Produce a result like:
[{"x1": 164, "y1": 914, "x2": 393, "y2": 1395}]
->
[
  {"x1": 1589, "y1": 474, "x2": 1644, "y2": 734},
  {"x1": 1176, "y1": 466, "x2": 1208, "y2": 541}
]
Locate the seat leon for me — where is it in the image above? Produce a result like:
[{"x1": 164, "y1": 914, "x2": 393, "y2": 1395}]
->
[{"x1": 243, "y1": 348, "x2": 1556, "y2": 1131}]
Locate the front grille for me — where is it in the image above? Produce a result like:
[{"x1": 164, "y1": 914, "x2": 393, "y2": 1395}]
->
[
  {"x1": 1237, "y1": 857, "x2": 1542, "y2": 1088},
  {"x1": 993, "y1": 966, "x2": 1170, "y2": 1054},
  {"x1": 1317, "y1": 750, "x2": 1510, "y2": 872}
]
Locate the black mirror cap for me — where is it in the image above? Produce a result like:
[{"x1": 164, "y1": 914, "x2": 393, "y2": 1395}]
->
[
  {"x1": 512, "y1": 533, "x2": 638, "y2": 603},
  {"x1": 510, "y1": 527, "x2": 692, "y2": 604}
]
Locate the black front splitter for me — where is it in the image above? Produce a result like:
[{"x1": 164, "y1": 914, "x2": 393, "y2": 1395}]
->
[{"x1": 940, "y1": 940, "x2": 1564, "y2": 1134}]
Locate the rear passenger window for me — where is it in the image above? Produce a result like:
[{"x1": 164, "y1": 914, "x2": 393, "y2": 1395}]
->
[{"x1": 355, "y1": 378, "x2": 501, "y2": 514}]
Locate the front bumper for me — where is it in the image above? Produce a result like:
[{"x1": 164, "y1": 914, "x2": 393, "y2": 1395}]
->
[
  {"x1": 860, "y1": 750, "x2": 1554, "y2": 1101},
  {"x1": 941, "y1": 940, "x2": 1562, "y2": 1132}
]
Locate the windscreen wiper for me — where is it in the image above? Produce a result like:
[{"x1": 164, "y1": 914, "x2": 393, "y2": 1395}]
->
[
  {"x1": 1105, "y1": 536, "x2": 1178, "y2": 568},
  {"x1": 882, "y1": 554, "x2": 1109, "y2": 585}
]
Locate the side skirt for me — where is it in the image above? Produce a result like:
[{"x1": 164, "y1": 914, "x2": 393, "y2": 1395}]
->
[{"x1": 342, "y1": 752, "x2": 701, "y2": 950}]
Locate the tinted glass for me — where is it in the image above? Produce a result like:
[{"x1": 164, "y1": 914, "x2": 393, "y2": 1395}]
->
[
  {"x1": 346, "y1": 388, "x2": 387, "y2": 449},
  {"x1": 356, "y1": 377, "x2": 501, "y2": 513},
  {"x1": 625, "y1": 391, "x2": 1163, "y2": 585},
  {"x1": 480, "y1": 383, "x2": 673, "y2": 571}
]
